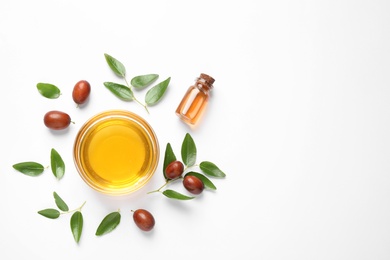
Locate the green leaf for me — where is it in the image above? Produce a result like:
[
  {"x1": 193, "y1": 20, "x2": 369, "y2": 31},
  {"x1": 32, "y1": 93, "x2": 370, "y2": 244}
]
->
[
  {"x1": 185, "y1": 172, "x2": 217, "y2": 190},
  {"x1": 12, "y1": 162, "x2": 44, "y2": 177},
  {"x1": 104, "y1": 53, "x2": 126, "y2": 78},
  {"x1": 70, "y1": 211, "x2": 83, "y2": 243},
  {"x1": 38, "y1": 208, "x2": 60, "y2": 219},
  {"x1": 36, "y1": 83, "x2": 61, "y2": 99},
  {"x1": 95, "y1": 211, "x2": 121, "y2": 236},
  {"x1": 104, "y1": 82, "x2": 134, "y2": 101},
  {"x1": 200, "y1": 161, "x2": 226, "y2": 178},
  {"x1": 53, "y1": 192, "x2": 69, "y2": 212},
  {"x1": 51, "y1": 148, "x2": 65, "y2": 180},
  {"x1": 163, "y1": 143, "x2": 176, "y2": 179},
  {"x1": 181, "y1": 133, "x2": 196, "y2": 167},
  {"x1": 145, "y1": 77, "x2": 170, "y2": 105},
  {"x1": 162, "y1": 189, "x2": 194, "y2": 200},
  {"x1": 131, "y1": 74, "x2": 159, "y2": 89}
]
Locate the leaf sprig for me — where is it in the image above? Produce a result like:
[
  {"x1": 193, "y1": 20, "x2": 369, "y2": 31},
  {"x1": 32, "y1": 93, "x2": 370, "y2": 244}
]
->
[
  {"x1": 12, "y1": 148, "x2": 65, "y2": 180},
  {"x1": 104, "y1": 53, "x2": 170, "y2": 113},
  {"x1": 38, "y1": 192, "x2": 86, "y2": 243},
  {"x1": 148, "y1": 133, "x2": 226, "y2": 200}
]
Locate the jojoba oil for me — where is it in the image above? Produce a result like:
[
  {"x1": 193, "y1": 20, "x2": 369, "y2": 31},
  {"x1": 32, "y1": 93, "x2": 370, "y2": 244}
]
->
[{"x1": 73, "y1": 110, "x2": 159, "y2": 195}]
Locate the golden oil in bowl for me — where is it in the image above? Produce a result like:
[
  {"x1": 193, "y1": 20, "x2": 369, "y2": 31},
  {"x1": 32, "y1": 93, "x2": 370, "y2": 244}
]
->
[{"x1": 73, "y1": 110, "x2": 159, "y2": 195}]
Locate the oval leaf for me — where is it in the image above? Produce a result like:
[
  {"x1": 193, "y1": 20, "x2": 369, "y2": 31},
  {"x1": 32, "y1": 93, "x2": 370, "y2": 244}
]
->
[
  {"x1": 70, "y1": 211, "x2": 83, "y2": 243},
  {"x1": 162, "y1": 189, "x2": 194, "y2": 200},
  {"x1": 95, "y1": 211, "x2": 121, "y2": 236},
  {"x1": 104, "y1": 82, "x2": 134, "y2": 101},
  {"x1": 53, "y1": 192, "x2": 69, "y2": 212},
  {"x1": 145, "y1": 77, "x2": 170, "y2": 105},
  {"x1": 38, "y1": 208, "x2": 60, "y2": 219},
  {"x1": 131, "y1": 74, "x2": 159, "y2": 89},
  {"x1": 37, "y1": 83, "x2": 61, "y2": 99},
  {"x1": 185, "y1": 172, "x2": 217, "y2": 190},
  {"x1": 12, "y1": 162, "x2": 44, "y2": 177},
  {"x1": 200, "y1": 161, "x2": 226, "y2": 178},
  {"x1": 51, "y1": 148, "x2": 65, "y2": 180},
  {"x1": 104, "y1": 53, "x2": 126, "y2": 78},
  {"x1": 181, "y1": 133, "x2": 196, "y2": 167},
  {"x1": 163, "y1": 143, "x2": 177, "y2": 179}
]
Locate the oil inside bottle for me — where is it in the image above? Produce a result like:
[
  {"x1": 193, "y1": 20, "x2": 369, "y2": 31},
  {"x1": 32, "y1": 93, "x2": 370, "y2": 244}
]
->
[
  {"x1": 176, "y1": 73, "x2": 215, "y2": 125},
  {"x1": 176, "y1": 87, "x2": 210, "y2": 125}
]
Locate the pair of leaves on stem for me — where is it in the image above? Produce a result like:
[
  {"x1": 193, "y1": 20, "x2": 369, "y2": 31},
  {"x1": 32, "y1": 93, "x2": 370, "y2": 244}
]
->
[
  {"x1": 39, "y1": 198, "x2": 121, "y2": 241},
  {"x1": 159, "y1": 133, "x2": 226, "y2": 200},
  {"x1": 104, "y1": 53, "x2": 170, "y2": 109},
  {"x1": 12, "y1": 148, "x2": 65, "y2": 180},
  {"x1": 38, "y1": 192, "x2": 85, "y2": 243}
]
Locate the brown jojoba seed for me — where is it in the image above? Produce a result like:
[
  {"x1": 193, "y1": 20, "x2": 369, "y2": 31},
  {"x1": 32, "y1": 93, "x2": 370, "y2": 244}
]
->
[
  {"x1": 133, "y1": 209, "x2": 155, "y2": 232},
  {"x1": 72, "y1": 80, "x2": 91, "y2": 105},
  {"x1": 165, "y1": 160, "x2": 184, "y2": 179},
  {"x1": 183, "y1": 175, "x2": 204, "y2": 195},
  {"x1": 43, "y1": 110, "x2": 71, "y2": 130}
]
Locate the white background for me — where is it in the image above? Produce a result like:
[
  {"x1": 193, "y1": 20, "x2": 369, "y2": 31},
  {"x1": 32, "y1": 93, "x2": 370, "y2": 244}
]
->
[{"x1": 1, "y1": 0, "x2": 390, "y2": 259}]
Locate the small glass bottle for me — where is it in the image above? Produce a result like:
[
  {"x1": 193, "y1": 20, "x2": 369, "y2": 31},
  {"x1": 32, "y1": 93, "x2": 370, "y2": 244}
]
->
[{"x1": 175, "y1": 73, "x2": 215, "y2": 125}]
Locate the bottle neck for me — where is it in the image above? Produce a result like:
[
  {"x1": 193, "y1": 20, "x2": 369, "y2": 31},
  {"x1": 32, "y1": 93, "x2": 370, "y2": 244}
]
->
[{"x1": 195, "y1": 77, "x2": 213, "y2": 93}]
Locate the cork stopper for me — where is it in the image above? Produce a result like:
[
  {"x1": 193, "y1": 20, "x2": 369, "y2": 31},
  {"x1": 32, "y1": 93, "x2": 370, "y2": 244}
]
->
[{"x1": 199, "y1": 73, "x2": 215, "y2": 86}]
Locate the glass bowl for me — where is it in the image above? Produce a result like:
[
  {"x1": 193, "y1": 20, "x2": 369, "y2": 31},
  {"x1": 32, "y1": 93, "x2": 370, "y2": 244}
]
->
[{"x1": 73, "y1": 110, "x2": 159, "y2": 195}]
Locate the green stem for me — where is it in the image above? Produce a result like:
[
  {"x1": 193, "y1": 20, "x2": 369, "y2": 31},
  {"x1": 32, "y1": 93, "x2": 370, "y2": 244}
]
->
[
  {"x1": 78, "y1": 201, "x2": 87, "y2": 211},
  {"x1": 147, "y1": 177, "x2": 182, "y2": 194},
  {"x1": 61, "y1": 201, "x2": 86, "y2": 215},
  {"x1": 124, "y1": 77, "x2": 149, "y2": 114},
  {"x1": 134, "y1": 98, "x2": 150, "y2": 114},
  {"x1": 148, "y1": 165, "x2": 201, "y2": 194}
]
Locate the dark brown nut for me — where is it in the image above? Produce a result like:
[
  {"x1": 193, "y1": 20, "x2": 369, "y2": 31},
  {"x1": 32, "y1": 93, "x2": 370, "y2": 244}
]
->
[
  {"x1": 183, "y1": 175, "x2": 204, "y2": 195},
  {"x1": 165, "y1": 160, "x2": 184, "y2": 179},
  {"x1": 133, "y1": 209, "x2": 155, "y2": 232},
  {"x1": 72, "y1": 80, "x2": 91, "y2": 105},
  {"x1": 43, "y1": 110, "x2": 71, "y2": 130}
]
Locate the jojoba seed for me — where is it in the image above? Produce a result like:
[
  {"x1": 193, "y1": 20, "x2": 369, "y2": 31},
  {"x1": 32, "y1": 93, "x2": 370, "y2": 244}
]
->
[
  {"x1": 43, "y1": 110, "x2": 71, "y2": 130},
  {"x1": 72, "y1": 80, "x2": 91, "y2": 105},
  {"x1": 165, "y1": 160, "x2": 184, "y2": 179},
  {"x1": 133, "y1": 209, "x2": 155, "y2": 232},
  {"x1": 183, "y1": 175, "x2": 204, "y2": 195}
]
